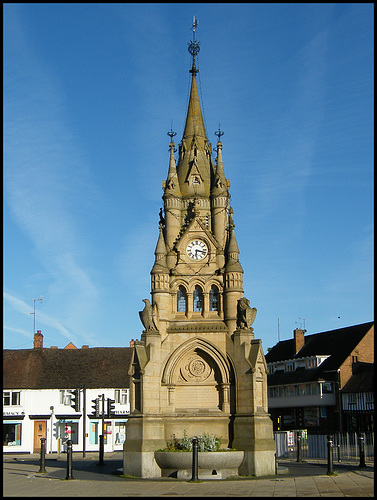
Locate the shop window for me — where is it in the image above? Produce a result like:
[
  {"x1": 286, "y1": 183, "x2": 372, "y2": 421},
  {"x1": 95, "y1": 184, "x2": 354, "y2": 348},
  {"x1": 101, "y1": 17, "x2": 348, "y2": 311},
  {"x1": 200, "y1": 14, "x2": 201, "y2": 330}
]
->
[
  {"x1": 304, "y1": 407, "x2": 319, "y2": 427},
  {"x1": 90, "y1": 422, "x2": 98, "y2": 445},
  {"x1": 3, "y1": 423, "x2": 21, "y2": 446},
  {"x1": 114, "y1": 422, "x2": 126, "y2": 445},
  {"x1": 60, "y1": 422, "x2": 79, "y2": 445}
]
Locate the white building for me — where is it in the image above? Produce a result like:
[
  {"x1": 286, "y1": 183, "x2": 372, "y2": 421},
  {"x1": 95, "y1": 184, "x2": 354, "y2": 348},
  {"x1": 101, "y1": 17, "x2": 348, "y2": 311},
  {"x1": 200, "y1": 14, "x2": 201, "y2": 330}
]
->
[{"x1": 3, "y1": 332, "x2": 132, "y2": 455}]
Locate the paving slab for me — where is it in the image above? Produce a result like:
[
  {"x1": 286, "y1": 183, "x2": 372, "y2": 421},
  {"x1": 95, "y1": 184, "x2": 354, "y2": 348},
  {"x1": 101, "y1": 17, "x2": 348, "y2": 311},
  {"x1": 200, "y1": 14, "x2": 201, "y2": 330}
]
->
[{"x1": 3, "y1": 453, "x2": 374, "y2": 497}]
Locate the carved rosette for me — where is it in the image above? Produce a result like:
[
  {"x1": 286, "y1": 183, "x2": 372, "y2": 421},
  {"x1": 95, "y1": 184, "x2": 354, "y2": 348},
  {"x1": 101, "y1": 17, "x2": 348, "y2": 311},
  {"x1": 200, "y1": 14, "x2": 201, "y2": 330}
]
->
[{"x1": 180, "y1": 354, "x2": 212, "y2": 382}]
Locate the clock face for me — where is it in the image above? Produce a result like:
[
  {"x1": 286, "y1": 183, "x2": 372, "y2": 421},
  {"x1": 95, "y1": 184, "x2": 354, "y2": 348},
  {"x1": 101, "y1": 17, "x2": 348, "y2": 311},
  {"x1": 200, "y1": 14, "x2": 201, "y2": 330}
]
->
[{"x1": 186, "y1": 239, "x2": 208, "y2": 260}]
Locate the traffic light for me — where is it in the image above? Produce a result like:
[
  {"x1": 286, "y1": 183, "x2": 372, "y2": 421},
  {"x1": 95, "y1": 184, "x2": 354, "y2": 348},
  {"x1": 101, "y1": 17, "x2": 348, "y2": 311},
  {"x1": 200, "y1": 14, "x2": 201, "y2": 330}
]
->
[
  {"x1": 107, "y1": 398, "x2": 115, "y2": 417},
  {"x1": 69, "y1": 389, "x2": 80, "y2": 412},
  {"x1": 91, "y1": 398, "x2": 99, "y2": 417}
]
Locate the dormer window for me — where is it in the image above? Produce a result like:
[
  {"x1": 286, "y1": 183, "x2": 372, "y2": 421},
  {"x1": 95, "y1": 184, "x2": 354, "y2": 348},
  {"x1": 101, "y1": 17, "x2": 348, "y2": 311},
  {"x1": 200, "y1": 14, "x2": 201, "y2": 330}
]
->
[
  {"x1": 285, "y1": 361, "x2": 294, "y2": 372},
  {"x1": 306, "y1": 358, "x2": 317, "y2": 369}
]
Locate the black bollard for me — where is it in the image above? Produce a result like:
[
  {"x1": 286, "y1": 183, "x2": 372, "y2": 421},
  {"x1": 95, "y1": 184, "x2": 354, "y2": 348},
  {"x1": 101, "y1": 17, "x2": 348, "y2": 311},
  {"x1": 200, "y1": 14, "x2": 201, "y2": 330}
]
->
[
  {"x1": 191, "y1": 438, "x2": 199, "y2": 482},
  {"x1": 296, "y1": 433, "x2": 302, "y2": 462},
  {"x1": 66, "y1": 439, "x2": 74, "y2": 480},
  {"x1": 38, "y1": 437, "x2": 46, "y2": 473},
  {"x1": 326, "y1": 435, "x2": 334, "y2": 475},
  {"x1": 358, "y1": 434, "x2": 366, "y2": 468}
]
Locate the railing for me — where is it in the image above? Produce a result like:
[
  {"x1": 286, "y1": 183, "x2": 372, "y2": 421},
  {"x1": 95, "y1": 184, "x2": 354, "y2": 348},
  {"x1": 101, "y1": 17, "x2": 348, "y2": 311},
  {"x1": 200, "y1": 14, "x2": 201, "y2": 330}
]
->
[{"x1": 274, "y1": 431, "x2": 374, "y2": 461}]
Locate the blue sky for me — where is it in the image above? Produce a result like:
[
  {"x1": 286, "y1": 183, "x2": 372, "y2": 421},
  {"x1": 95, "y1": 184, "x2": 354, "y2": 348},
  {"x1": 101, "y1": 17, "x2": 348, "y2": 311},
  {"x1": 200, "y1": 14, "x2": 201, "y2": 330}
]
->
[{"x1": 4, "y1": 3, "x2": 373, "y2": 351}]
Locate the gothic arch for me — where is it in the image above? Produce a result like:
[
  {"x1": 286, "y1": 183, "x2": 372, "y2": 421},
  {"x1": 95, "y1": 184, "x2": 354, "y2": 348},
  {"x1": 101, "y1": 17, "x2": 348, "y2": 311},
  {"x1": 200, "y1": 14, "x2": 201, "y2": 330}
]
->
[{"x1": 161, "y1": 337, "x2": 230, "y2": 386}]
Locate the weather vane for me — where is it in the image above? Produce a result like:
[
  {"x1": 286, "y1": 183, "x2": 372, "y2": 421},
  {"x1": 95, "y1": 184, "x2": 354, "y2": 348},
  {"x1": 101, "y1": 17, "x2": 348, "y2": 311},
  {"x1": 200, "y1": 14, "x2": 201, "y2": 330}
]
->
[
  {"x1": 188, "y1": 16, "x2": 200, "y2": 75},
  {"x1": 167, "y1": 121, "x2": 177, "y2": 142},
  {"x1": 215, "y1": 123, "x2": 224, "y2": 142}
]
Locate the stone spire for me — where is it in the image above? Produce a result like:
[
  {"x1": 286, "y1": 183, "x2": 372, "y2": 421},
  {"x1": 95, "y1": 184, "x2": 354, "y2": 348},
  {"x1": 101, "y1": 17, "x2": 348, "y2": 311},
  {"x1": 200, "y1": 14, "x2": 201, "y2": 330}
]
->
[
  {"x1": 176, "y1": 18, "x2": 213, "y2": 200},
  {"x1": 181, "y1": 72, "x2": 208, "y2": 145},
  {"x1": 164, "y1": 129, "x2": 181, "y2": 197},
  {"x1": 225, "y1": 207, "x2": 243, "y2": 273},
  {"x1": 151, "y1": 222, "x2": 168, "y2": 275}
]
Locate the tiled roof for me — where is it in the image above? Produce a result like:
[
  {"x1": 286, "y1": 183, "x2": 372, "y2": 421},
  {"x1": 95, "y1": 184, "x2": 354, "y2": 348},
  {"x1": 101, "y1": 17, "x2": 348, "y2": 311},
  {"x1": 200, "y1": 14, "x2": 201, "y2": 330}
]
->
[
  {"x1": 3, "y1": 347, "x2": 133, "y2": 390},
  {"x1": 265, "y1": 322, "x2": 373, "y2": 365},
  {"x1": 265, "y1": 322, "x2": 374, "y2": 386},
  {"x1": 342, "y1": 362, "x2": 374, "y2": 393}
]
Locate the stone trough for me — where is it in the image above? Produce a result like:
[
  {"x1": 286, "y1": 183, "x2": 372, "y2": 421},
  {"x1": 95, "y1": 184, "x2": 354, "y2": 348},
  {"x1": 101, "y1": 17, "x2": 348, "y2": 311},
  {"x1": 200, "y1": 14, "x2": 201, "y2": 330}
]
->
[{"x1": 154, "y1": 450, "x2": 245, "y2": 480}]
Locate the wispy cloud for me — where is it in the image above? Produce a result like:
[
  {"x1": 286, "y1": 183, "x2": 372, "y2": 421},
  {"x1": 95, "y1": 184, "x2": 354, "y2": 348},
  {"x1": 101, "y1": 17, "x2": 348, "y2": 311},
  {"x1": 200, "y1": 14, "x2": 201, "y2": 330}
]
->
[
  {"x1": 4, "y1": 292, "x2": 77, "y2": 344},
  {"x1": 4, "y1": 9, "x2": 101, "y2": 346},
  {"x1": 251, "y1": 27, "x2": 329, "y2": 221}
]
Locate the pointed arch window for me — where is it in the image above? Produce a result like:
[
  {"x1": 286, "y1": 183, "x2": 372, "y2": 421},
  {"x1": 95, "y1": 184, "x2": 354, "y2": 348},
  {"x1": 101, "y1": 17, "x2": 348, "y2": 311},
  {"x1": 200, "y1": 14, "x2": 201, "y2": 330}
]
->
[
  {"x1": 177, "y1": 286, "x2": 187, "y2": 312},
  {"x1": 209, "y1": 285, "x2": 219, "y2": 311},
  {"x1": 193, "y1": 286, "x2": 203, "y2": 312}
]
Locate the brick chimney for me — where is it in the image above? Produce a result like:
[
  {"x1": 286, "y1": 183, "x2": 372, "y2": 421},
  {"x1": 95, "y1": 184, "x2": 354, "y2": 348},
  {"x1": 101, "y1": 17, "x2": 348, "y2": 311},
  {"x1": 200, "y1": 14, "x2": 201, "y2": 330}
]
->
[
  {"x1": 34, "y1": 330, "x2": 43, "y2": 349},
  {"x1": 293, "y1": 328, "x2": 305, "y2": 354}
]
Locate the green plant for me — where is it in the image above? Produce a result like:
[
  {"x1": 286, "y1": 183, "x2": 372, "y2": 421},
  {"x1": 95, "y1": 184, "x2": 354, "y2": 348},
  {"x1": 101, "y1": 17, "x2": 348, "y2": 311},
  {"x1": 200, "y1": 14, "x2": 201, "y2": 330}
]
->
[{"x1": 158, "y1": 431, "x2": 221, "y2": 452}]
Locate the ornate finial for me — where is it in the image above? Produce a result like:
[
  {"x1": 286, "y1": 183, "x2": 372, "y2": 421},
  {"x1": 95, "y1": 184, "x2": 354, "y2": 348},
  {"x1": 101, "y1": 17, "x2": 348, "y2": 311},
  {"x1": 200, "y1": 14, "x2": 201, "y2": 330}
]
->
[
  {"x1": 215, "y1": 123, "x2": 224, "y2": 143},
  {"x1": 167, "y1": 122, "x2": 177, "y2": 142},
  {"x1": 188, "y1": 16, "x2": 200, "y2": 75}
]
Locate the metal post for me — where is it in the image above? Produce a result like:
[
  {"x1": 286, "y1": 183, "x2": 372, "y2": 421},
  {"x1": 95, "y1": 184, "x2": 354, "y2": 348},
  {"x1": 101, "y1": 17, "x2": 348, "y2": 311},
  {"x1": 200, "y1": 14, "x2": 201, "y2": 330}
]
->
[
  {"x1": 326, "y1": 435, "x2": 334, "y2": 475},
  {"x1": 358, "y1": 434, "x2": 366, "y2": 467},
  {"x1": 98, "y1": 435, "x2": 104, "y2": 466},
  {"x1": 191, "y1": 438, "x2": 199, "y2": 482},
  {"x1": 82, "y1": 386, "x2": 86, "y2": 458},
  {"x1": 66, "y1": 439, "x2": 74, "y2": 480},
  {"x1": 296, "y1": 432, "x2": 302, "y2": 462},
  {"x1": 38, "y1": 437, "x2": 46, "y2": 473}
]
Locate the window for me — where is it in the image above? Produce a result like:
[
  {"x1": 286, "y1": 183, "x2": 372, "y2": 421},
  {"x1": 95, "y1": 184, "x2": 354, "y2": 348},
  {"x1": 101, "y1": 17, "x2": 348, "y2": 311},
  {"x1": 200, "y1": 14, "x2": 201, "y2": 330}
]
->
[
  {"x1": 3, "y1": 391, "x2": 20, "y2": 406},
  {"x1": 177, "y1": 286, "x2": 187, "y2": 312},
  {"x1": 322, "y1": 382, "x2": 333, "y2": 394},
  {"x1": 286, "y1": 385, "x2": 295, "y2": 397},
  {"x1": 59, "y1": 390, "x2": 72, "y2": 406},
  {"x1": 3, "y1": 423, "x2": 21, "y2": 446},
  {"x1": 193, "y1": 286, "x2": 203, "y2": 312},
  {"x1": 209, "y1": 286, "x2": 219, "y2": 311},
  {"x1": 115, "y1": 389, "x2": 128, "y2": 405},
  {"x1": 306, "y1": 358, "x2": 317, "y2": 369},
  {"x1": 285, "y1": 361, "x2": 294, "y2": 372},
  {"x1": 304, "y1": 407, "x2": 319, "y2": 427},
  {"x1": 299, "y1": 384, "x2": 306, "y2": 396}
]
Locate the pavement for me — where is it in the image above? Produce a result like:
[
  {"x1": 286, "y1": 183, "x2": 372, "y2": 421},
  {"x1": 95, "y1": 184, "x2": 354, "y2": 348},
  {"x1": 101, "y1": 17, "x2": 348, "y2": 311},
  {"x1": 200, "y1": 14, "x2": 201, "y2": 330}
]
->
[{"x1": 3, "y1": 451, "x2": 374, "y2": 497}]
